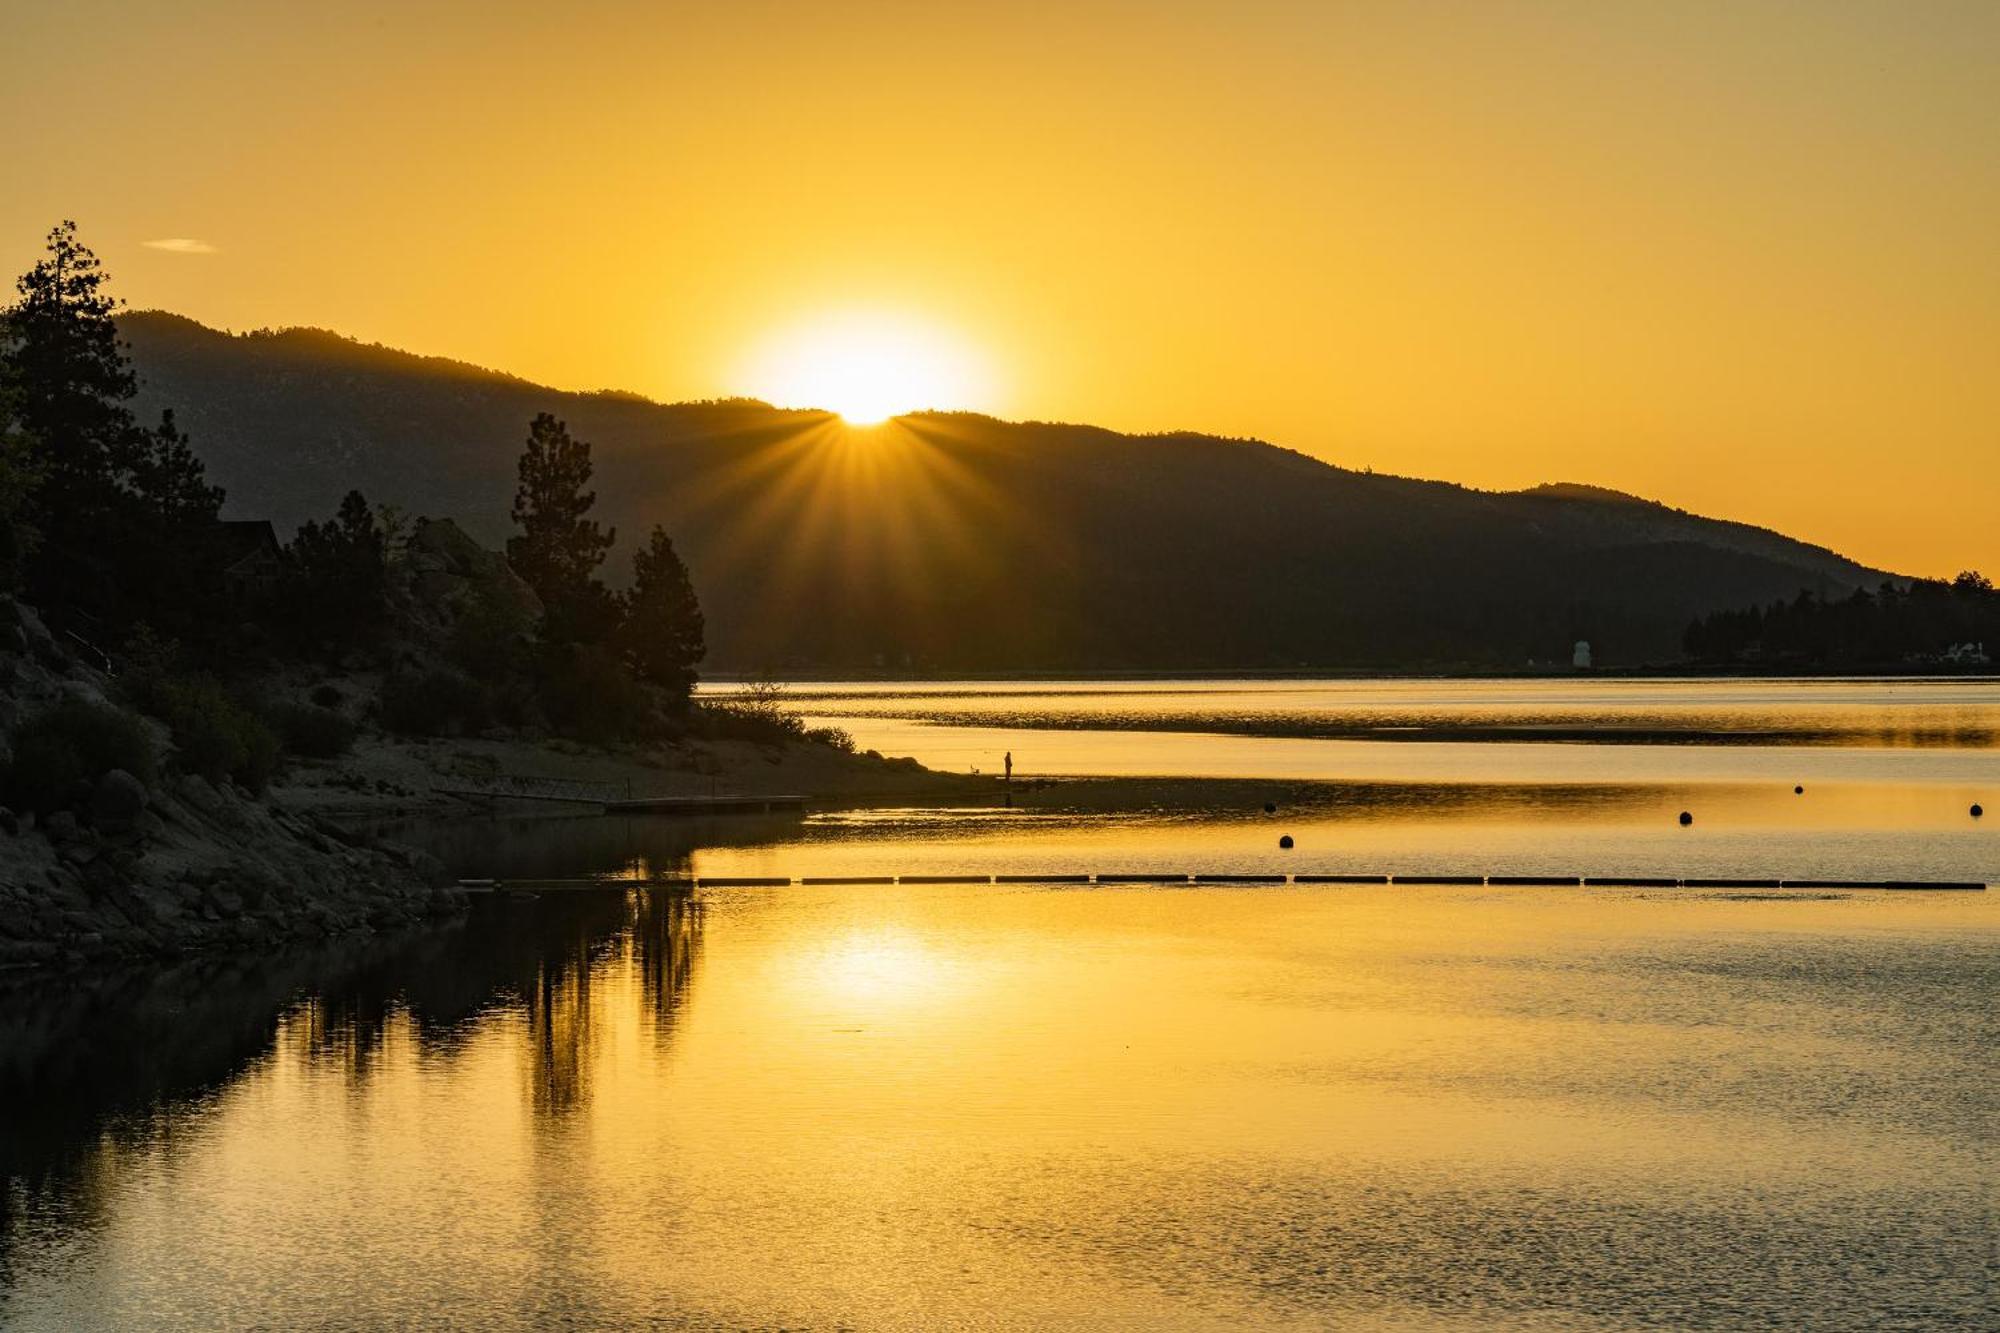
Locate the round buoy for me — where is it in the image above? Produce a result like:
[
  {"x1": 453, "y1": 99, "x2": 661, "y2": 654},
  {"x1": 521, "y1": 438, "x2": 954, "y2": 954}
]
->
[
  {"x1": 1278, "y1": 834, "x2": 1294, "y2": 849},
  {"x1": 1263, "y1": 801, "x2": 1277, "y2": 814},
  {"x1": 1974, "y1": 803, "x2": 1985, "y2": 819},
  {"x1": 1794, "y1": 785, "x2": 1804, "y2": 795},
  {"x1": 1678, "y1": 811, "x2": 1693, "y2": 827}
]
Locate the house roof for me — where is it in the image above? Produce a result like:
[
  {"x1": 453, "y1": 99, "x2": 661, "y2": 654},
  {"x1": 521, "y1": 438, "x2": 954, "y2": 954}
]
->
[{"x1": 216, "y1": 519, "x2": 281, "y2": 570}]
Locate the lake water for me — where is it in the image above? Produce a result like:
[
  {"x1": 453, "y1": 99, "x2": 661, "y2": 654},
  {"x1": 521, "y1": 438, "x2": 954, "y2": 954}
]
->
[
  {"x1": 698, "y1": 676, "x2": 2000, "y2": 885},
  {"x1": 3, "y1": 679, "x2": 1996, "y2": 1329},
  {"x1": 740, "y1": 676, "x2": 2000, "y2": 751}
]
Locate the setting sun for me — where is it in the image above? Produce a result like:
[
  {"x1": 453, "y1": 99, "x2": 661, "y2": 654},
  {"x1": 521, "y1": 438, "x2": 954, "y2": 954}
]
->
[
  {"x1": 741, "y1": 311, "x2": 990, "y2": 424},
  {"x1": 4, "y1": 4, "x2": 1998, "y2": 1328}
]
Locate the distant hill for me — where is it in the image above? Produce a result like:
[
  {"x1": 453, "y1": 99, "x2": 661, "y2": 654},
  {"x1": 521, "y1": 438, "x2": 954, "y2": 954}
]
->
[{"x1": 121, "y1": 311, "x2": 1891, "y2": 672}]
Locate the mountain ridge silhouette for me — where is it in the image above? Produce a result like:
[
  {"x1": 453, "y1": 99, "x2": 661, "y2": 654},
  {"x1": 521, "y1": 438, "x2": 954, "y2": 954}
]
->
[{"x1": 120, "y1": 311, "x2": 1890, "y2": 671}]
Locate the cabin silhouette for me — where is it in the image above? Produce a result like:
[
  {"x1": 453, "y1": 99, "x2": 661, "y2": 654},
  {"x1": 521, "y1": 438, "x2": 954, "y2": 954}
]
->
[{"x1": 216, "y1": 519, "x2": 282, "y2": 597}]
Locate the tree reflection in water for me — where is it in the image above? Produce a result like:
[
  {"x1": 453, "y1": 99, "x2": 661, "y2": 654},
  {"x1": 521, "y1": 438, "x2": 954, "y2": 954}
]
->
[
  {"x1": 519, "y1": 888, "x2": 702, "y2": 1117},
  {"x1": 0, "y1": 890, "x2": 703, "y2": 1249}
]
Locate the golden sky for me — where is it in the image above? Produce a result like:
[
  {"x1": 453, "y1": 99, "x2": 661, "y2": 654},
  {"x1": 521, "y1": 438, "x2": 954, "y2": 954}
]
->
[{"x1": 4, "y1": 1, "x2": 1995, "y2": 577}]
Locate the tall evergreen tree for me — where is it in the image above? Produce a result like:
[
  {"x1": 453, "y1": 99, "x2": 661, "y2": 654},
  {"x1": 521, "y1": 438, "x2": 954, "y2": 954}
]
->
[
  {"x1": 618, "y1": 525, "x2": 705, "y2": 703},
  {"x1": 1, "y1": 221, "x2": 222, "y2": 631},
  {"x1": 3, "y1": 220, "x2": 141, "y2": 517},
  {"x1": 132, "y1": 409, "x2": 224, "y2": 526},
  {"x1": 507, "y1": 412, "x2": 617, "y2": 642},
  {"x1": 0, "y1": 371, "x2": 45, "y2": 589},
  {"x1": 279, "y1": 489, "x2": 390, "y2": 655}
]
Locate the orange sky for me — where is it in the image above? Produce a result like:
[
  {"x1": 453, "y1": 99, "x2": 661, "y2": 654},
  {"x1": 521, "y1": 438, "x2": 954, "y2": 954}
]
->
[{"x1": 4, "y1": 1, "x2": 1995, "y2": 577}]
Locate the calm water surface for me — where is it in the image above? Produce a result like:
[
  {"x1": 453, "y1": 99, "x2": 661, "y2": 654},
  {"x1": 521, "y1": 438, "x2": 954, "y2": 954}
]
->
[
  {"x1": 3, "y1": 678, "x2": 1996, "y2": 1329},
  {"x1": 697, "y1": 677, "x2": 1999, "y2": 883},
  {"x1": 2, "y1": 884, "x2": 1994, "y2": 1330},
  {"x1": 713, "y1": 676, "x2": 2000, "y2": 748}
]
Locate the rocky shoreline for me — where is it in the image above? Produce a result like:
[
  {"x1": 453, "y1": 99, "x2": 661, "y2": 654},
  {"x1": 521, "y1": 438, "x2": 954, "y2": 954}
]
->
[
  {"x1": 0, "y1": 769, "x2": 466, "y2": 970},
  {"x1": 0, "y1": 604, "x2": 467, "y2": 969},
  {"x1": 0, "y1": 588, "x2": 985, "y2": 970}
]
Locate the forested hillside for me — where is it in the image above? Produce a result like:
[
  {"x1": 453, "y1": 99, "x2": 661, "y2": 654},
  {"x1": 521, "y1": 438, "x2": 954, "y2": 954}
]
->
[{"x1": 123, "y1": 312, "x2": 1890, "y2": 671}]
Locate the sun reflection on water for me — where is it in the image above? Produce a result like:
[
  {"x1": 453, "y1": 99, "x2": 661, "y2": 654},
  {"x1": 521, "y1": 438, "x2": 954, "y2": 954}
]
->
[{"x1": 1, "y1": 882, "x2": 1994, "y2": 1328}]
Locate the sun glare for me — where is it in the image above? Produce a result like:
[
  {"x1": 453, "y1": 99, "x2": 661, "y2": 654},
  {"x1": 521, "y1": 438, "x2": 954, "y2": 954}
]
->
[{"x1": 742, "y1": 311, "x2": 989, "y2": 424}]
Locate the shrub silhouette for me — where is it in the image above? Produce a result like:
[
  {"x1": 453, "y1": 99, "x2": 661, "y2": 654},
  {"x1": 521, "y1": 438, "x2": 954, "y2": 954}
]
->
[
  {"x1": 381, "y1": 670, "x2": 491, "y2": 738},
  {"x1": 535, "y1": 645, "x2": 654, "y2": 744},
  {"x1": 267, "y1": 703, "x2": 357, "y2": 758},
  {"x1": 4, "y1": 697, "x2": 157, "y2": 813}
]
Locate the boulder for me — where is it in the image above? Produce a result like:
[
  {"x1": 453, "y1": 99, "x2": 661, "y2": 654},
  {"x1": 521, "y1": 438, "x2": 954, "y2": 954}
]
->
[
  {"x1": 404, "y1": 518, "x2": 542, "y2": 629},
  {"x1": 91, "y1": 768, "x2": 149, "y2": 830},
  {"x1": 376, "y1": 839, "x2": 448, "y2": 886}
]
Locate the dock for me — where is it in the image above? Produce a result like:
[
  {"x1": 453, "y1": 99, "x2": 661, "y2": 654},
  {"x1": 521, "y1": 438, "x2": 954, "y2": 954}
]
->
[
  {"x1": 601, "y1": 794, "x2": 806, "y2": 815},
  {"x1": 456, "y1": 871, "x2": 1987, "y2": 893}
]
